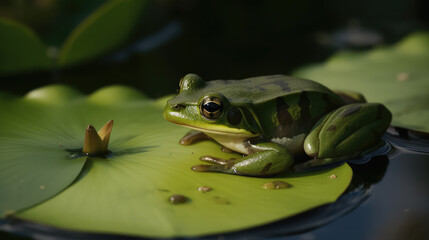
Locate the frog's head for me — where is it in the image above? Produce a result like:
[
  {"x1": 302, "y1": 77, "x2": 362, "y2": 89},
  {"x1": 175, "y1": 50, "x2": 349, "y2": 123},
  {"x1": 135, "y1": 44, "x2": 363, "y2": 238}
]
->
[{"x1": 163, "y1": 74, "x2": 260, "y2": 138}]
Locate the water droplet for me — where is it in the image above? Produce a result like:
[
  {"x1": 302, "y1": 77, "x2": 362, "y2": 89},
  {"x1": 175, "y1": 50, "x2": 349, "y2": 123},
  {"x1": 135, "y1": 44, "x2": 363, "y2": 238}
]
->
[
  {"x1": 198, "y1": 186, "x2": 212, "y2": 193},
  {"x1": 262, "y1": 181, "x2": 292, "y2": 189},
  {"x1": 262, "y1": 182, "x2": 275, "y2": 189},
  {"x1": 169, "y1": 194, "x2": 188, "y2": 204}
]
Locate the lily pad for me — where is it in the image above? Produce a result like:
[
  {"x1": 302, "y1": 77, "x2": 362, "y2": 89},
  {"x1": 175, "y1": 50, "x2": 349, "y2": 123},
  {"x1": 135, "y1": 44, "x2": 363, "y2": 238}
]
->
[
  {"x1": 0, "y1": 18, "x2": 52, "y2": 74},
  {"x1": 294, "y1": 32, "x2": 429, "y2": 133},
  {"x1": 58, "y1": 0, "x2": 148, "y2": 67},
  {"x1": 0, "y1": 85, "x2": 352, "y2": 238},
  {"x1": 0, "y1": 91, "x2": 87, "y2": 217}
]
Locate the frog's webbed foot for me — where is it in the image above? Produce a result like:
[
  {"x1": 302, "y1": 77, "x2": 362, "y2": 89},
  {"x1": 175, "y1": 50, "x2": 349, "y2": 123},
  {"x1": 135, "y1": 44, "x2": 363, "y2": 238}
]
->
[
  {"x1": 191, "y1": 155, "x2": 257, "y2": 175},
  {"x1": 191, "y1": 156, "x2": 238, "y2": 173},
  {"x1": 300, "y1": 103, "x2": 391, "y2": 171},
  {"x1": 191, "y1": 142, "x2": 294, "y2": 176},
  {"x1": 179, "y1": 130, "x2": 211, "y2": 145}
]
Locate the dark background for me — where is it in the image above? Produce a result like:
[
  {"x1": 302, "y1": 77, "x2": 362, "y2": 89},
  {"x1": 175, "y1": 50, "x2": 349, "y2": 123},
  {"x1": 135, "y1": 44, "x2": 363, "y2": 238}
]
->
[
  {"x1": 0, "y1": 1, "x2": 429, "y2": 240},
  {"x1": 0, "y1": 0, "x2": 428, "y2": 97}
]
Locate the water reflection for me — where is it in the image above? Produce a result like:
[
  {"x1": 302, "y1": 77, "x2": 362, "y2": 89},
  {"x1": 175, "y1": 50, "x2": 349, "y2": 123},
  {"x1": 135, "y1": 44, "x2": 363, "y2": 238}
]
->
[{"x1": 385, "y1": 126, "x2": 429, "y2": 153}]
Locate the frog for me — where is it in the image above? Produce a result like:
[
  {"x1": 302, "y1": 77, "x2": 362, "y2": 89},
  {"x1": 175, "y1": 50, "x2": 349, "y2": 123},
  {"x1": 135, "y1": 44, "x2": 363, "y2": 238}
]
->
[{"x1": 163, "y1": 73, "x2": 392, "y2": 176}]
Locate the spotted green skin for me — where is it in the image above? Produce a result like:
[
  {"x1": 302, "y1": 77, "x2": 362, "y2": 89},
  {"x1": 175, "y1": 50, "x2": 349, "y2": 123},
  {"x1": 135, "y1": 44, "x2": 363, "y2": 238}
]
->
[{"x1": 163, "y1": 74, "x2": 392, "y2": 176}]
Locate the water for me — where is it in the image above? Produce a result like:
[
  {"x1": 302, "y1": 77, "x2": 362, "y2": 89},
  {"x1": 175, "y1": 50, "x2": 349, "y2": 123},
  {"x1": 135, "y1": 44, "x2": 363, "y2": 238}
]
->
[{"x1": 284, "y1": 149, "x2": 429, "y2": 240}]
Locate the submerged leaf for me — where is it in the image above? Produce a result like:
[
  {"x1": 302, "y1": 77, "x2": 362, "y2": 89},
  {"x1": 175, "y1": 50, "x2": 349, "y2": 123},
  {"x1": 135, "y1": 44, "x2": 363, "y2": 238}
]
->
[
  {"x1": 0, "y1": 85, "x2": 352, "y2": 237},
  {"x1": 294, "y1": 32, "x2": 429, "y2": 133}
]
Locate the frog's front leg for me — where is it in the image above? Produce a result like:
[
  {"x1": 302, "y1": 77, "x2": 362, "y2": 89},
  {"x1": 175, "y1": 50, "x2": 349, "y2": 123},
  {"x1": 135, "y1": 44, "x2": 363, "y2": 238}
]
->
[
  {"x1": 295, "y1": 103, "x2": 391, "y2": 171},
  {"x1": 179, "y1": 130, "x2": 212, "y2": 145},
  {"x1": 192, "y1": 142, "x2": 293, "y2": 176},
  {"x1": 180, "y1": 130, "x2": 236, "y2": 153}
]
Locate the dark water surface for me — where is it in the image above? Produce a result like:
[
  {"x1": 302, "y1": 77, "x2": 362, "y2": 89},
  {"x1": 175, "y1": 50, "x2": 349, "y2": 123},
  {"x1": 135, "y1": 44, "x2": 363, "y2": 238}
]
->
[{"x1": 283, "y1": 148, "x2": 429, "y2": 240}]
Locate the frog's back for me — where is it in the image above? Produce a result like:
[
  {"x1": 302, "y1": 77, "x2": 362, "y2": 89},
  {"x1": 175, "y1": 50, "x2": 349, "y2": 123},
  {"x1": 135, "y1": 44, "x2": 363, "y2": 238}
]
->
[
  {"x1": 238, "y1": 76, "x2": 345, "y2": 151},
  {"x1": 207, "y1": 75, "x2": 342, "y2": 104},
  {"x1": 210, "y1": 75, "x2": 345, "y2": 140}
]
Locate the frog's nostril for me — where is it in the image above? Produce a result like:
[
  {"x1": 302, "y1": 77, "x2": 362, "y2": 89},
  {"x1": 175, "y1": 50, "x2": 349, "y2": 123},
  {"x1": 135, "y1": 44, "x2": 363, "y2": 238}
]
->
[{"x1": 171, "y1": 104, "x2": 185, "y2": 111}]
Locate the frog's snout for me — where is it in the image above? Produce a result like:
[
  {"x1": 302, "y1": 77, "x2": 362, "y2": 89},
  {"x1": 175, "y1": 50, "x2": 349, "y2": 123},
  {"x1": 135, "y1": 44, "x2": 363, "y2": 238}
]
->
[{"x1": 164, "y1": 103, "x2": 186, "y2": 123}]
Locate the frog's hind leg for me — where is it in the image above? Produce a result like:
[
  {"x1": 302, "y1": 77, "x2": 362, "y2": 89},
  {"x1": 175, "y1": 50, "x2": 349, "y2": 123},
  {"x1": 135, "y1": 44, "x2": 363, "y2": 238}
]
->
[
  {"x1": 295, "y1": 103, "x2": 392, "y2": 172},
  {"x1": 179, "y1": 130, "x2": 211, "y2": 145}
]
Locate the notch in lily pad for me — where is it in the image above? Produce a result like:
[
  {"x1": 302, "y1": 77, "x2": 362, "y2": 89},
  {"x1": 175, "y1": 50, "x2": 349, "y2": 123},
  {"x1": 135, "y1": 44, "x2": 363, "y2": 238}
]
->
[{"x1": 83, "y1": 120, "x2": 113, "y2": 156}]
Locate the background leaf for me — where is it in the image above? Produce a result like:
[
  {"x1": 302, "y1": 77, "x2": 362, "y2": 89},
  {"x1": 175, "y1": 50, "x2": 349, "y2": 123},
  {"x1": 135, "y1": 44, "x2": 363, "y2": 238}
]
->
[
  {"x1": 58, "y1": 0, "x2": 148, "y2": 67},
  {"x1": 0, "y1": 85, "x2": 353, "y2": 238},
  {"x1": 0, "y1": 18, "x2": 51, "y2": 74},
  {"x1": 294, "y1": 32, "x2": 429, "y2": 133}
]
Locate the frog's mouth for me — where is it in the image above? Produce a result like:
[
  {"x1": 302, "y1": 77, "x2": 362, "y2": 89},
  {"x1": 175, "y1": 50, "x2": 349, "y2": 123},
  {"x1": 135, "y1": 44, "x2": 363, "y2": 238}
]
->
[{"x1": 173, "y1": 122, "x2": 260, "y2": 138}]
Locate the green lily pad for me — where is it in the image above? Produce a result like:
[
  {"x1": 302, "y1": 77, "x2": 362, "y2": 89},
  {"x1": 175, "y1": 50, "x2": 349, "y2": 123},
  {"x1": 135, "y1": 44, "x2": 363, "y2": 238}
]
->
[
  {"x1": 58, "y1": 0, "x2": 148, "y2": 67},
  {"x1": 294, "y1": 32, "x2": 429, "y2": 133},
  {"x1": 0, "y1": 18, "x2": 52, "y2": 74},
  {"x1": 1, "y1": 85, "x2": 352, "y2": 238},
  {"x1": 0, "y1": 92, "x2": 87, "y2": 217}
]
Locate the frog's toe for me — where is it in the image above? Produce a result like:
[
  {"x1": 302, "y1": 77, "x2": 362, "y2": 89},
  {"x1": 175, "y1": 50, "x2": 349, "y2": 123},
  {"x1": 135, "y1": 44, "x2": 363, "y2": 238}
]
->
[
  {"x1": 179, "y1": 130, "x2": 211, "y2": 145},
  {"x1": 194, "y1": 156, "x2": 240, "y2": 174},
  {"x1": 191, "y1": 164, "x2": 228, "y2": 173},
  {"x1": 199, "y1": 155, "x2": 237, "y2": 165},
  {"x1": 192, "y1": 157, "x2": 241, "y2": 174}
]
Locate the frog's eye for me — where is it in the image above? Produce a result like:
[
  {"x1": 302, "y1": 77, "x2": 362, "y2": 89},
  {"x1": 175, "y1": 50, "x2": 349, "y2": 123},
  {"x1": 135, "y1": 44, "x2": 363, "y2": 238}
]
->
[{"x1": 200, "y1": 97, "x2": 223, "y2": 120}]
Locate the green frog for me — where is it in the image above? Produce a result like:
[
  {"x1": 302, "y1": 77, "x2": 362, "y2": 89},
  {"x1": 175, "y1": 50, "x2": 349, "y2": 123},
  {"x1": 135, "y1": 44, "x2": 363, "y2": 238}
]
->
[{"x1": 163, "y1": 74, "x2": 391, "y2": 176}]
